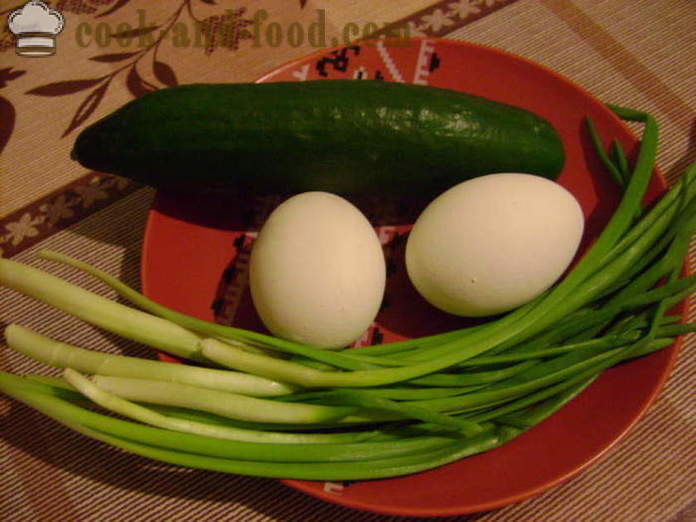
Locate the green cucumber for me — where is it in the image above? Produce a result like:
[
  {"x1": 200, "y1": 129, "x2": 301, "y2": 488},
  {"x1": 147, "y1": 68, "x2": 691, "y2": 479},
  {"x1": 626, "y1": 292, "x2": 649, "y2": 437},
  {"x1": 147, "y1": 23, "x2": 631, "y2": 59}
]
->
[{"x1": 72, "y1": 80, "x2": 564, "y2": 197}]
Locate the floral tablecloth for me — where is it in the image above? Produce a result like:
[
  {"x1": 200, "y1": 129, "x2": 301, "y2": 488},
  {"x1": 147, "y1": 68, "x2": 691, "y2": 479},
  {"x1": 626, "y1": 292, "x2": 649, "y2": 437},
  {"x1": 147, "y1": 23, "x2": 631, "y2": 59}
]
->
[{"x1": 1, "y1": 0, "x2": 694, "y2": 520}]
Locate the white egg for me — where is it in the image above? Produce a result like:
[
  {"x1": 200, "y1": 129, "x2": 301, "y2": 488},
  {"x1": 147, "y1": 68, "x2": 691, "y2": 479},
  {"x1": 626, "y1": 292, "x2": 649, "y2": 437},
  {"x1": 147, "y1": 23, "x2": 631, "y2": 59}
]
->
[
  {"x1": 405, "y1": 173, "x2": 584, "y2": 317},
  {"x1": 249, "y1": 192, "x2": 386, "y2": 348}
]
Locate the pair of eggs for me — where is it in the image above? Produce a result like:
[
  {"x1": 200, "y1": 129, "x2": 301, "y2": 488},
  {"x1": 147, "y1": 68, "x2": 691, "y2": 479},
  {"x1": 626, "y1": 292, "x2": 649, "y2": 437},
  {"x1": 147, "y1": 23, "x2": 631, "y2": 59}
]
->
[{"x1": 249, "y1": 174, "x2": 585, "y2": 349}]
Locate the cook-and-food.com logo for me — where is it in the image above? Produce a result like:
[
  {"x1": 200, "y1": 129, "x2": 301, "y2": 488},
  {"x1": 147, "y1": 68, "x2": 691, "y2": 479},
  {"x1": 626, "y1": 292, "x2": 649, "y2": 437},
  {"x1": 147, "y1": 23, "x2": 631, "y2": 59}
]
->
[{"x1": 8, "y1": 1, "x2": 65, "y2": 57}]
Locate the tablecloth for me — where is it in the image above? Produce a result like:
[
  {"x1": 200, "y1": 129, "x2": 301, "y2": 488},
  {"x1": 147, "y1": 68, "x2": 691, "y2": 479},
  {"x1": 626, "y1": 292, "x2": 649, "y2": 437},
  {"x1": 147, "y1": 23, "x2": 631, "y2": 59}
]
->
[{"x1": 1, "y1": 0, "x2": 694, "y2": 520}]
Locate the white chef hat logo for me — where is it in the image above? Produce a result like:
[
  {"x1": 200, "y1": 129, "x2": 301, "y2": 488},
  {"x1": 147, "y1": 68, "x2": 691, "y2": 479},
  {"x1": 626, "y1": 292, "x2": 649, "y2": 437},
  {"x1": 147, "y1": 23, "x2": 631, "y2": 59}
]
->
[{"x1": 8, "y1": 1, "x2": 65, "y2": 57}]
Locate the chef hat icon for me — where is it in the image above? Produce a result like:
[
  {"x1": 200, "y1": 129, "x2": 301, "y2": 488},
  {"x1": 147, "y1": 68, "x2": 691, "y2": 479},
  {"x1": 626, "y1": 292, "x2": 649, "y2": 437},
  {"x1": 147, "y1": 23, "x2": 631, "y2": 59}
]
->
[{"x1": 8, "y1": 1, "x2": 65, "y2": 57}]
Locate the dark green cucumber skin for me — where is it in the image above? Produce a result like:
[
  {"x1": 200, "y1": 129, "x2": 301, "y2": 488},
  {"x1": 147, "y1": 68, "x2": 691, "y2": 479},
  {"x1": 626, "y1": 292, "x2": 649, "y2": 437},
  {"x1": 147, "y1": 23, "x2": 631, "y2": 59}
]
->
[{"x1": 72, "y1": 80, "x2": 565, "y2": 197}]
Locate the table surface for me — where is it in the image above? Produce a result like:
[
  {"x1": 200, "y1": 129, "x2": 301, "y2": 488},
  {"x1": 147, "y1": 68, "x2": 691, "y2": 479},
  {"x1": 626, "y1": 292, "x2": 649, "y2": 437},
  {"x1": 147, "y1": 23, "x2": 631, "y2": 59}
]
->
[{"x1": 1, "y1": 0, "x2": 694, "y2": 521}]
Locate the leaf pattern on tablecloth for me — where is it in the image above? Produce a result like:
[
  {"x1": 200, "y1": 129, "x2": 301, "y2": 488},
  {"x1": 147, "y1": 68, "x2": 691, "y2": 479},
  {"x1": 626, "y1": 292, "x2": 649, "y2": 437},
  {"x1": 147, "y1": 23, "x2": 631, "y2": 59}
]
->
[
  {"x1": 89, "y1": 51, "x2": 140, "y2": 62},
  {"x1": 0, "y1": 68, "x2": 25, "y2": 156},
  {"x1": 17, "y1": 0, "x2": 254, "y2": 136},
  {"x1": 153, "y1": 61, "x2": 178, "y2": 87},
  {"x1": 95, "y1": 0, "x2": 131, "y2": 19},
  {"x1": 55, "y1": 0, "x2": 99, "y2": 15},
  {"x1": 26, "y1": 78, "x2": 106, "y2": 96},
  {"x1": 62, "y1": 81, "x2": 111, "y2": 136},
  {"x1": 0, "y1": 96, "x2": 16, "y2": 155},
  {"x1": 110, "y1": 25, "x2": 161, "y2": 40},
  {"x1": 125, "y1": 66, "x2": 156, "y2": 98}
]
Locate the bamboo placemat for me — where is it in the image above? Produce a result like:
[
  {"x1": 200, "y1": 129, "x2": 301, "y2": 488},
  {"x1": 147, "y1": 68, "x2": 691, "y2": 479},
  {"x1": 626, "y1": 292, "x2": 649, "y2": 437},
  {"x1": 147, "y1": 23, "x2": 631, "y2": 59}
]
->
[{"x1": 1, "y1": 0, "x2": 694, "y2": 520}]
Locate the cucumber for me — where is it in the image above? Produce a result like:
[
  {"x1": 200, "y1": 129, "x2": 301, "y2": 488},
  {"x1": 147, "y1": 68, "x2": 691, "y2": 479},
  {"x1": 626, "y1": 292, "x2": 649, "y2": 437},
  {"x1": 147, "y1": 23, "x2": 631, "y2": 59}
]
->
[{"x1": 72, "y1": 80, "x2": 564, "y2": 197}]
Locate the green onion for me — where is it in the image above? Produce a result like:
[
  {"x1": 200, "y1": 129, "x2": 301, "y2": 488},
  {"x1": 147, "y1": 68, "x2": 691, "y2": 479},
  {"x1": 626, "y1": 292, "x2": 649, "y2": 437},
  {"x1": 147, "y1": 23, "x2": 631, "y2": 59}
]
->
[
  {"x1": 291, "y1": 388, "x2": 484, "y2": 435},
  {"x1": 0, "y1": 372, "x2": 516, "y2": 480},
  {"x1": 89, "y1": 375, "x2": 354, "y2": 424},
  {"x1": 610, "y1": 139, "x2": 631, "y2": 183},
  {"x1": 0, "y1": 258, "x2": 205, "y2": 361},
  {"x1": 62, "y1": 369, "x2": 373, "y2": 445},
  {"x1": 6, "y1": 324, "x2": 295, "y2": 397},
  {"x1": 0, "y1": 373, "x2": 471, "y2": 462},
  {"x1": 585, "y1": 117, "x2": 626, "y2": 188},
  {"x1": 80, "y1": 422, "x2": 505, "y2": 481}
]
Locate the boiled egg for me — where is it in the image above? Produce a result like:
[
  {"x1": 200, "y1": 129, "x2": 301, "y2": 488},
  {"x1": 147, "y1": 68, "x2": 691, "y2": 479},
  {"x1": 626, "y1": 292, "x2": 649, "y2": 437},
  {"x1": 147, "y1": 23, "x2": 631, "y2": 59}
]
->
[
  {"x1": 249, "y1": 192, "x2": 386, "y2": 348},
  {"x1": 405, "y1": 173, "x2": 584, "y2": 317}
]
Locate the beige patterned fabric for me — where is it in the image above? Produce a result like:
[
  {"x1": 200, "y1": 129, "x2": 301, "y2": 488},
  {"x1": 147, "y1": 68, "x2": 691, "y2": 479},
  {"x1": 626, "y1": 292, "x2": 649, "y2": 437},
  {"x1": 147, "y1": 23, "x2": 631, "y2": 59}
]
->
[{"x1": 1, "y1": 0, "x2": 694, "y2": 520}]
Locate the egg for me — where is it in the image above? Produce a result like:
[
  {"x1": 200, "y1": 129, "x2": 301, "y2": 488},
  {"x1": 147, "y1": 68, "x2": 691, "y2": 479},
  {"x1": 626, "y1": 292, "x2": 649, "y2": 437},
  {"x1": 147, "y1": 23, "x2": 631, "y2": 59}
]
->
[
  {"x1": 249, "y1": 192, "x2": 386, "y2": 348},
  {"x1": 405, "y1": 173, "x2": 584, "y2": 317}
]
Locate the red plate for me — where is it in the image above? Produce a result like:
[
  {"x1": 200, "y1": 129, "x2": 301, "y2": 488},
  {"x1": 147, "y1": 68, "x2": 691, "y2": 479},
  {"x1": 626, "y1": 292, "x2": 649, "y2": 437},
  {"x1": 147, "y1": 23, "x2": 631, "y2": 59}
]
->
[{"x1": 141, "y1": 38, "x2": 684, "y2": 517}]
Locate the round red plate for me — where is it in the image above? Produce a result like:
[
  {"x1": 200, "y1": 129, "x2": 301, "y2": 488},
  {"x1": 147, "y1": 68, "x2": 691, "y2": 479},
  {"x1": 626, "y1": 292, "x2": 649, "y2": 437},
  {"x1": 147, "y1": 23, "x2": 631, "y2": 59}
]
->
[{"x1": 141, "y1": 38, "x2": 684, "y2": 517}]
